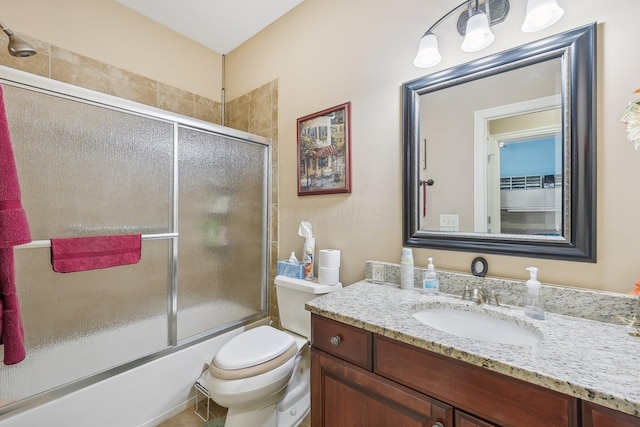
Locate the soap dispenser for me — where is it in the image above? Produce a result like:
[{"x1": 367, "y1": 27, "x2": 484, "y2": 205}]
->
[
  {"x1": 423, "y1": 257, "x2": 440, "y2": 292},
  {"x1": 524, "y1": 267, "x2": 545, "y2": 320}
]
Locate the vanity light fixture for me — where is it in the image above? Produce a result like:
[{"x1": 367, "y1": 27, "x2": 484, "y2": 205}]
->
[
  {"x1": 521, "y1": 0, "x2": 564, "y2": 32},
  {"x1": 460, "y1": 2, "x2": 495, "y2": 53},
  {"x1": 0, "y1": 21, "x2": 37, "y2": 57},
  {"x1": 413, "y1": 0, "x2": 564, "y2": 68}
]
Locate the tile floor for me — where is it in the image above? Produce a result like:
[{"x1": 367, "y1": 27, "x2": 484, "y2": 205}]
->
[
  {"x1": 156, "y1": 401, "x2": 225, "y2": 427},
  {"x1": 156, "y1": 399, "x2": 311, "y2": 427}
]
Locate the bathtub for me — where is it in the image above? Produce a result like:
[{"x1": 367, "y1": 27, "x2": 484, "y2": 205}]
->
[{"x1": 0, "y1": 309, "x2": 265, "y2": 427}]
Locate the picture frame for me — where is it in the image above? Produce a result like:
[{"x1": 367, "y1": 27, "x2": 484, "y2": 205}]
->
[{"x1": 297, "y1": 102, "x2": 352, "y2": 196}]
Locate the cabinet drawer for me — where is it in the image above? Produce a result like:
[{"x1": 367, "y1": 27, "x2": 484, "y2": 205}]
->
[
  {"x1": 311, "y1": 314, "x2": 372, "y2": 370},
  {"x1": 375, "y1": 335, "x2": 578, "y2": 427}
]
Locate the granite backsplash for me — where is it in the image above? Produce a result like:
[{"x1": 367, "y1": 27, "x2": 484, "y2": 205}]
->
[{"x1": 364, "y1": 260, "x2": 638, "y2": 325}]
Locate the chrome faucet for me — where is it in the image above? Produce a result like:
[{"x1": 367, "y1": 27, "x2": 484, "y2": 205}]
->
[
  {"x1": 462, "y1": 285, "x2": 499, "y2": 306},
  {"x1": 487, "y1": 289, "x2": 500, "y2": 306},
  {"x1": 471, "y1": 286, "x2": 487, "y2": 304}
]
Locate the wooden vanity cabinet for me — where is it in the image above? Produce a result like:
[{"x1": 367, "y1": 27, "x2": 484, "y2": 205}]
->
[
  {"x1": 311, "y1": 315, "x2": 452, "y2": 427},
  {"x1": 311, "y1": 314, "x2": 580, "y2": 427},
  {"x1": 582, "y1": 401, "x2": 640, "y2": 427},
  {"x1": 375, "y1": 335, "x2": 578, "y2": 427},
  {"x1": 311, "y1": 349, "x2": 453, "y2": 427}
]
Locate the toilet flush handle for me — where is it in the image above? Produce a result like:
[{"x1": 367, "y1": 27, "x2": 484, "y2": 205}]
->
[{"x1": 330, "y1": 335, "x2": 342, "y2": 346}]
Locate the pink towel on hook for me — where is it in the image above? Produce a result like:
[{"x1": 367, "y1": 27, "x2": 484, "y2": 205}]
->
[
  {"x1": 0, "y1": 85, "x2": 31, "y2": 365},
  {"x1": 51, "y1": 234, "x2": 142, "y2": 273}
]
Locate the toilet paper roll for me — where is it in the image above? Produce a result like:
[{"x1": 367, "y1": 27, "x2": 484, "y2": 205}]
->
[
  {"x1": 318, "y1": 267, "x2": 340, "y2": 285},
  {"x1": 318, "y1": 249, "x2": 341, "y2": 269}
]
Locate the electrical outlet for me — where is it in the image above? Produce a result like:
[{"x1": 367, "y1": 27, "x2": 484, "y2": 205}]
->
[
  {"x1": 439, "y1": 214, "x2": 459, "y2": 232},
  {"x1": 372, "y1": 263, "x2": 385, "y2": 283}
]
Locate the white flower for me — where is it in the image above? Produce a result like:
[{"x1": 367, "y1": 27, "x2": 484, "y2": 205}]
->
[{"x1": 621, "y1": 90, "x2": 640, "y2": 151}]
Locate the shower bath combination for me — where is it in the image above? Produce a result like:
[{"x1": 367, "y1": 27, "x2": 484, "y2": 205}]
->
[{"x1": 0, "y1": 21, "x2": 37, "y2": 57}]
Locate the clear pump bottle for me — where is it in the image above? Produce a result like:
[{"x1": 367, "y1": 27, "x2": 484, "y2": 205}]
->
[
  {"x1": 423, "y1": 257, "x2": 440, "y2": 292},
  {"x1": 524, "y1": 266, "x2": 544, "y2": 320}
]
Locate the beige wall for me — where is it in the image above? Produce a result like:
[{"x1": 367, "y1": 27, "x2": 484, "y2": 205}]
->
[
  {"x1": 0, "y1": 0, "x2": 223, "y2": 101},
  {"x1": 226, "y1": 0, "x2": 640, "y2": 294},
  {"x1": 3, "y1": 0, "x2": 640, "y2": 294}
]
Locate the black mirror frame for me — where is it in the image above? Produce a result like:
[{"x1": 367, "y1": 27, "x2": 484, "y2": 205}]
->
[{"x1": 402, "y1": 23, "x2": 596, "y2": 262}]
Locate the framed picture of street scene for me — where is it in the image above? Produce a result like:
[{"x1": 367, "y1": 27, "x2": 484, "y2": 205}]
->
[{"x1": 297, "y1": 102, "x2": 352, "y2": 196}]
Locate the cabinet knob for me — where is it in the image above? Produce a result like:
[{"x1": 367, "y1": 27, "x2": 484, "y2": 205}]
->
[
  {"x1": 330, "y1": 335, "x2": 341, "y2": 346},
  {"x1": 432, "y1": 423, "x2": 444, "y2": 427}
]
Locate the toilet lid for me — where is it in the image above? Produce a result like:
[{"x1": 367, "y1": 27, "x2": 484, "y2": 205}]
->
[{"x1": 214, "y1": 325, "x2": 296, "y2": 370}]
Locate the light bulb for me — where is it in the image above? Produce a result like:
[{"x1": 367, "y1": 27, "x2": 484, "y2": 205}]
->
[
  {"x1": 461, "y1": 12, "x2": 495, "y2": 53},
  {"x1": 522, "y1": 0, "x2": 564, "y2": 32},
  {"x1": 413, "y1": 33, "x2": 442, "y2": 68}
]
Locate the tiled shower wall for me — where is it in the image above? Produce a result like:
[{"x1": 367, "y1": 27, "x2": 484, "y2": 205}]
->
[
  {"x1": 224, "y1": 82, "x2": 281, "y2": 326},
  {"x1": 0, "y1": 33, "x2": 282, "y2": 325}
]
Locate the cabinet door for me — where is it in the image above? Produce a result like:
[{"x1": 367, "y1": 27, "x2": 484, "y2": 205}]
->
[
  {"x1": 455, "y1": 410, "x2": 499, "y2": 427},
  {"x1": 375, "y1": 335, "x2": 578, "y2": 427},
  {"x1": 312, "y1": 348, "x2": 452, "y2": 427},
  {"x1": 582, "y1": 401, "x2": 640, "y2": 427}
]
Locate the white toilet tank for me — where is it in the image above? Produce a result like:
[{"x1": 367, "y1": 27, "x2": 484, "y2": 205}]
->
[{"x1": 274, "y1": 275, "x2": 342, "y2": 339}]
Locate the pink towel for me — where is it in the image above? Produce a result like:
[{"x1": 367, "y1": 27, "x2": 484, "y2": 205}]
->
[
  {"x1": 0, "y1": 248, "x2": 25, "y2": 365},
  {"x1": 0, "y1": 85, "x2": 31, "y2": 365},
  {"x1": 51, "y1": 234, "x2": 142, "y2": 273},
  {"x1": 0, "y1": 86, "x2": 31, "y2": 248}
]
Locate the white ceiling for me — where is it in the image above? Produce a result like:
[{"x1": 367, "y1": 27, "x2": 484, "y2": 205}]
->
[{"x1": 114, "y1": 0, "x2": 304, "y2": 55}]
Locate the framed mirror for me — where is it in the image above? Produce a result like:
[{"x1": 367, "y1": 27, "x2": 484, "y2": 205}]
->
[{"x1": 402, "y1": 24, "x2": 596, "y2": 262}]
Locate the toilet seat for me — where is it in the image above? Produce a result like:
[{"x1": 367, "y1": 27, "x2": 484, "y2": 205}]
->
[
  {"x1": 210, "y1": 325, "x2": 298, "y2": 380},
  {"x1": 215, "y1": 325, "x2": 296, "y2": 369},
  {"x1": 210, "y1": 343, "x2": 297, "y2": 380}
]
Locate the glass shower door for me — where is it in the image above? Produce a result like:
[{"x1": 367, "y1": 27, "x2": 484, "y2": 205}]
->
[
  {"x1": 2, "y1": 84, "x2": 174, "y2": 403},
  {"x1": 176, "y1": 126, "x2": 268, "y2": 341}
]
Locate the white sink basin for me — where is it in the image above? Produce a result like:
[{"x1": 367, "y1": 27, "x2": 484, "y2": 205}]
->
[{"x1": 412, "y1": 307, "x2": 541, "y2": 346}]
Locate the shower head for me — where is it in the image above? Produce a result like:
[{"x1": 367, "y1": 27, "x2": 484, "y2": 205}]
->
[{"x1": 0, "y1": 21, "x2": 37, "y2": 57}]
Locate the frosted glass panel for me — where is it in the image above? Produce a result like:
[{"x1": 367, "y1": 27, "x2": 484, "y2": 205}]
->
[
  {"x1": 4, "y1": 85, "x2": 174, "y2": 239},
  {"x1": 177, "y1": 127, "x2": 267, "y2": 340},
  {"x1": 1, "y1": 240, "x2": 170, "y2": 403},
  {"x1": 0, "y1": 77, "x2": 269, "y2": 413}
]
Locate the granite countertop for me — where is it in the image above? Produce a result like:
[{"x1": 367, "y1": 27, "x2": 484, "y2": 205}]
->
[{"x1": 305, "y1": 280, "x2": 640, "y2": 417}]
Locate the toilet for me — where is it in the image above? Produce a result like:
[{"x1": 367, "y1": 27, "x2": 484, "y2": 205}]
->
[{"x1": 206, "y1": 275, "x2": 342, "y2": 427}]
